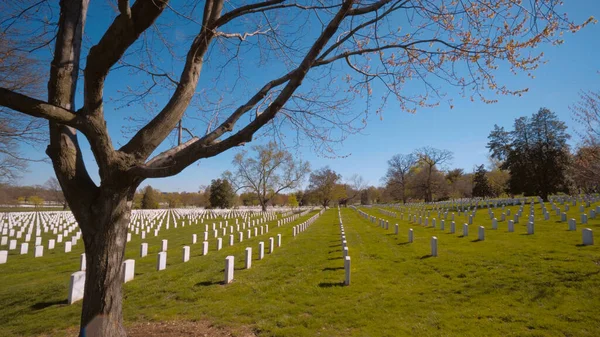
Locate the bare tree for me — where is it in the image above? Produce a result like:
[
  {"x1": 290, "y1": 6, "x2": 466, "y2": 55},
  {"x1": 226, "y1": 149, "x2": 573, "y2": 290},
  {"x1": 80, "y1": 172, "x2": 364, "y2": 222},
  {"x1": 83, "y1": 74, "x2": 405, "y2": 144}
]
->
[
  {"x1": 384, "y1": 153, "x2": 417, "y2": 204},
  {"x1": 0, "y1": 29, "x2": 46, "y2": 182},
  {"x1": 0, "y1": 0, "x2": 590, "y2": 335},
  {"x1": 415, "y1": 147, "x2": 453, "y2": 202},
  {"x1": 44, "y1": 177, "x2": 67, "y2": 209},
  {"x1": 224, "y1": 142, "x2": 310, "y2": 211}
]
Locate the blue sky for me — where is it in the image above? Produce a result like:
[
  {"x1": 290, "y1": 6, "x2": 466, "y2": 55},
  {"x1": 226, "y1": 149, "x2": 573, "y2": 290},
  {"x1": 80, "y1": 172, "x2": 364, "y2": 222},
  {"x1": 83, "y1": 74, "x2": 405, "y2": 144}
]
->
[{"x1": 16, "y1": 1, "x2": 600, "y2": 192}]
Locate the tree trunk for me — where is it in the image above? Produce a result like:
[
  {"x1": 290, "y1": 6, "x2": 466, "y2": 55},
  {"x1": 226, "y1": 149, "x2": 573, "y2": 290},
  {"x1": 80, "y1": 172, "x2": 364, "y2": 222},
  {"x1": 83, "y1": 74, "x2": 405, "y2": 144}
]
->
[
  {"x1": 261, "y1": 203, "x2": 267, "y2": 212},
  {"x1": 77, "y1": 189, "x2": 133, "y2": 337}
]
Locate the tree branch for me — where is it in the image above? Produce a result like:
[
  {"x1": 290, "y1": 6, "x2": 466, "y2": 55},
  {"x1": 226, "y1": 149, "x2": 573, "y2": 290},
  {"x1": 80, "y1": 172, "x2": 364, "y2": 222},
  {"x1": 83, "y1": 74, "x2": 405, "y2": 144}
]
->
[{"x1": 0, "y1": 88, "x2": 80, "y2": 126}]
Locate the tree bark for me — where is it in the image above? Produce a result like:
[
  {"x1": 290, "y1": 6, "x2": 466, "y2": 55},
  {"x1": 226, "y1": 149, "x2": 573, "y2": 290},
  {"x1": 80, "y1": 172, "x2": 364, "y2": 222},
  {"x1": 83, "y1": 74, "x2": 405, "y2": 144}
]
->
[{"x1": 78, "y1": 188, "x2": 134, "y2": 337}]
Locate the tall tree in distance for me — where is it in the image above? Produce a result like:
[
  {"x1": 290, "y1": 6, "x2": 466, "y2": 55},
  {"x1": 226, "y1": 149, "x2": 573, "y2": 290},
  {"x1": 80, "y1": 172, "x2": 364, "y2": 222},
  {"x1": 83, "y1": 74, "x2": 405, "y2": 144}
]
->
[
  {"x1": 209, "y1": 179, "x2": 235, "y2": 209},
  {"x1": 224, "y1": 142, "x2": 310, "y2": 211},
  {"x1": 487, "y1": 108, "x2": 571, "y2": 200},
  {"x1": 0, "y1": 0, "x2": 591, "y2": 334},
  {"x1": 415, "y1": 147, "x2": 453, "y2": 202},
  {"x1": 140, "y1": 186, "x2": 159, "y2": 209},
  {"x1": 309, "y1": 167, "x2": 343, "y2": 208},
  {"x1": 384, "y1": 153, "x2": 417, "y2": 203},
  {"x1": 472, "y1": 165, "x2": 492, "y2": 198},
  {"x1": 44, "y1": 177, "x2": 67, "y2": 209}
]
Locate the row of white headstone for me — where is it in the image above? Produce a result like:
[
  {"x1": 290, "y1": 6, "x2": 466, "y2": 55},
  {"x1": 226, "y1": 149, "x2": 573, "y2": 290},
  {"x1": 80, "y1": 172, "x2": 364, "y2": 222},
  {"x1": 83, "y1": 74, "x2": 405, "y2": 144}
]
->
[
  {"x1": 338, "y1": 208, "x2": 351, "y2": 286},
  {"x1": 67, "y1": 209, "x2": 313, "y2": 304}
]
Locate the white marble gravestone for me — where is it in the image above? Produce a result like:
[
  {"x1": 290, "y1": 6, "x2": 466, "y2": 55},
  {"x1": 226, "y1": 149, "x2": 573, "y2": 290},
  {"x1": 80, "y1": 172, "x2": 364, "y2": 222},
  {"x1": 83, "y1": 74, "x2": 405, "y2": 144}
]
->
[
  {"x1": 140, "y1": 243, "x2": 148, "y2": 257},
  {"x1": 161, "y1": 239, "x2": 168, "y2": 252},
  {"x1": 463, "y1": 224, "x2": 469, "y2": 237},
  {"x1": 258, "y1": 241, "x2": 265, "y2": 260},
  {"x1": 478, "y1": 226, "x2": 485, "y2": 241},
  {"x1": 35, "y1": 245, "x2": 43, "y2": 257},
  {"x1": 80, "y1": 253, "x2": 86, "y2": 271},
  {"x1": 217, "y1": 237, "x2": 223, "y2": 251},
  {"x1": 0, "y1": 250, "x2": 7, "y2": 264},
  {"x1": 225, "y1": 256, "x2": 234, "y2": 284},
  {"x1": 527, "y1": 222, "x2": 534, "y2": 235},
  {"x1": 344, "y1": 256, "x2": 351, "y2": 286},
  {"x1": 65, "y1": 241, "x2": 72, "y2": 253},
  {"x1": 408, "y1": 228, "x2": 414, "y2": 243},
  {"x1": 20, "y1": 242, "x2": 29, "y2": 255},
  {"x1": 182, "y1": 246, "x2": 190, "y2": 262},
  {"x1": 245, "y1": 247, "x2": 252, "y2": 269},
  {"x1": 431, "y1": 237, "x2": 438, "y2": 257},
  {"x1": 157, "y1": 252, "x2": 167, "y2": 271},
  {"x1": 193, "y1": 239, "x2": 204, "y2": 256},
  {"x1": 68, "y1": 271, "x2": 86, "y2": 304},
  {"x1": 122, "y1": 259, "x2": 135, "y2": 283},
  {"x1": 582, "y1": 228, "x2": 594, "y2": 246}
]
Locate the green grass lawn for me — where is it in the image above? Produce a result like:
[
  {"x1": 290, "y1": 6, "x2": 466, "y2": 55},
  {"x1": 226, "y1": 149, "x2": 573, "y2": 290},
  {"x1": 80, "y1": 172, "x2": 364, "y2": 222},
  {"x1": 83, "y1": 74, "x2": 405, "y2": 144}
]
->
[{"x1": 1, "y1": 201, "x2": 599, "y2": 337}]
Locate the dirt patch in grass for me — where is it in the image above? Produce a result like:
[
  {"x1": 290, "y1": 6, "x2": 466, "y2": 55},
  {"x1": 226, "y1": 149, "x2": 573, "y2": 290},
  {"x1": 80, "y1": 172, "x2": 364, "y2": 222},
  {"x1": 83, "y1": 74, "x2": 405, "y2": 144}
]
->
[
  {"x1": 36, "y1": 321, "x2": 256, "y2": 337},
  {"x1": 127, "y1": 321, "x2": 257, "y2": 337}
]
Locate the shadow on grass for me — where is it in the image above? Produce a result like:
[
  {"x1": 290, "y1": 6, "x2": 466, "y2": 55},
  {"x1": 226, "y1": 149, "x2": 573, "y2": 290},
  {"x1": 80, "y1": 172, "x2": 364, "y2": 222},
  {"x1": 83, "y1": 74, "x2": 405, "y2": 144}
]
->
[
  {"x1": 329, "y1": 244, "x2": 340, "y2": 248},
  {"x1": 328, "y1": 250, "x2": 339, "y2": 254},
  {"x1": 398, "y1": 242, "x2": 411, "y2": 246},
  {"x1": 195, "y1": 280, "x2": 221, "y2": 287},
  {"x1": 327, "y1": 257, "x2": 342, "y2": 260},
  {"x1": 322, "y1": 267, "x2": 344, "y2": 271},
  {"x1": 420, "y1": 255, "x2": 433, "y2": 259},
  {"x1": 318, "y1": 281, "x2": 344, "y2": 288},
  {"x1": 30, "y1": 299, "x2": 68, "y2": 310},
  {"x1": 471, "y1": 239, "x2": 482, "y2": 242}
]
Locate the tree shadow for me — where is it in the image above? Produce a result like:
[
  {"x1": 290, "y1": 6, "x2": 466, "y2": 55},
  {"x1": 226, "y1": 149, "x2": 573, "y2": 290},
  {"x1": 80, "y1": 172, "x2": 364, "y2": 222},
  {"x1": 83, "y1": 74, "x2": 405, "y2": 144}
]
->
[
  {"x1": 322, "y1": 266, "x2": 344, "y2": 271},
  {"x1": 318, "y1": 281, "x2": 344, "y2": 288},
  {"x1": 30, "y1": 299, "x2": 68, "y2": 310},
  {"x1": 195, "y1": 280, "x2": 221, "y2": 287}
]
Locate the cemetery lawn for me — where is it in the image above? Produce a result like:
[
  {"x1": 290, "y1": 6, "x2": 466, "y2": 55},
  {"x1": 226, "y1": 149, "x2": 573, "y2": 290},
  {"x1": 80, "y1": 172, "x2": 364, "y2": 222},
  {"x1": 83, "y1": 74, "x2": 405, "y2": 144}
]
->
[{"x1": 1, "y1": 204, "x2": 600, "y2": 337}]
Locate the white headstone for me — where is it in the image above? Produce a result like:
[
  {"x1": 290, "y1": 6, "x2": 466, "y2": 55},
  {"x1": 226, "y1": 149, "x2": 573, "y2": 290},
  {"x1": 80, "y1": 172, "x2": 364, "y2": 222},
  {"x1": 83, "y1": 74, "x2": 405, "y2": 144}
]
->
[
  {"x1": 408, "y1": 229, "x2": 413, "y2": 243},
  {"x1": 122, "y1": 259, "x2": 135, "y2": 283},
  {"x1": 140, "y1": 243, "x2": 148, "y2": 257},
  {"x1": 217, "y1": 237, "x2": 222, "y2": 251},
  {"x1": 0, "y1": 250, "x2": 7, "y2": 264},
  {"x1": 344, "y1": 256, "x2": 351, "y2": 286},
  {"x1": 582, "y1": 228, "x2": 594, "y2": 246},
  {"x1": 431, "y1": 236, "x2": 438, "y2": 257},
  {"x1": 527, "y1": 222, "x2": 534, "y2": 235},
  {"x1": 161, "y1": 239, "x2": 168, "y2": 252},
  {"x1": 157, "y1": 252, "x2": 167, "y2": 271},
  {"x1": 463, "y1": 224, "x2": 469, "y2": 237},
  {"x1": 182, "y1": 246, "x2": 190, "y2": 262},
  {"x1": 80, "y1": 253, "x2": 86, "y2": 271},
  {"x1": 225, "y1": 256, "x2": 234, "y2": 284},
  {"x1": 68, "y1": 271, "x2": 86, "y2": 304},
  {"x1": 35, "y1": 245, "x2": 44, "y2": 257},
  {"x1": 65, "y1": 241, "x2": 72, "y2": 253},
  {"x1": 508, "y1": 220, "x2": 514, "y2": 232},
  {"x1": 202, "y1": 241, "x2": 209, "y2": 255},
  {"x1": 20, "y1": 242, "x2": 29, "y2": 255},
  {"x1": 277, "y1": 234, "x2": 282, "y2": 247},
  {"x1": 258, "y1": 241, "x2": 265, "y2": 260},
  {"x1": 245, "y1": 247, "x2": 252, "y2": 269}
]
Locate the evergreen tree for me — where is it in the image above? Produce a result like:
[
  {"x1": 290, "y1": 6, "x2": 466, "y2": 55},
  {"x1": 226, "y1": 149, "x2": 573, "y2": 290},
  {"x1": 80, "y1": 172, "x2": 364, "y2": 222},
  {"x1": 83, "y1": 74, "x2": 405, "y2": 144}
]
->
[
  {"x1": 472, "y1": 165, "x2": 492, "y2": 198},
  {"x1": 487, "y1": 108, "x2": 571, "y2": 200},
  {"x1": 141, "y1": 186, "x2": 159, "y2": 209},
  {"x1": 209, "y1": 179, "x2": 235, "y2": 209}
]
